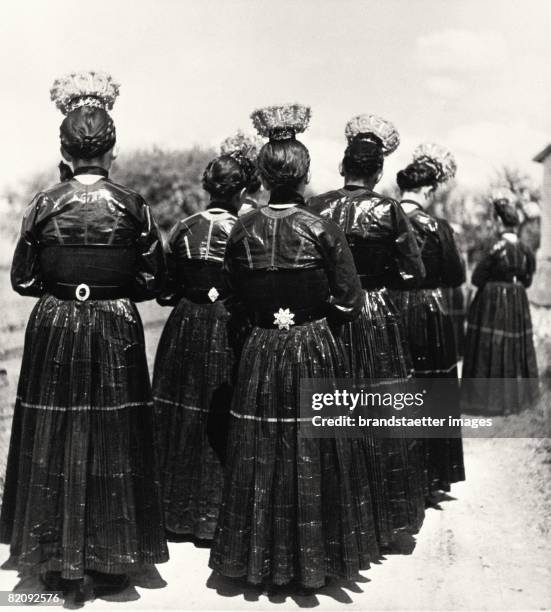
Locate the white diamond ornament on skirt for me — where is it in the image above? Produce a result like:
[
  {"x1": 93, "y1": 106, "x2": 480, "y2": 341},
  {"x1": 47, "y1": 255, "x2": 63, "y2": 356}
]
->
[
  {"x1": 273, "y1": 308, "x2": 295, "y2": 330},
  {"x1": 208, "y1": 287, "x2": 219, "y2": 302}
]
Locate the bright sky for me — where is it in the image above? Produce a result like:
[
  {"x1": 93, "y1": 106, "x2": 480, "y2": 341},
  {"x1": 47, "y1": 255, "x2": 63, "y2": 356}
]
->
[{"x1": 0, "y1": 0, "x2": 549, "y2": 195}]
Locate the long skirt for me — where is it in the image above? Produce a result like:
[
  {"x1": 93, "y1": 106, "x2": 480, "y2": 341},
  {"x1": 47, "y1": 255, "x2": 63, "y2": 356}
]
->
[
  {"x1": 389, "y1": 288, "x2": 465, "y2": 493},
  {"x1": 209, "y1": 318, "x2": 380, "y2": 589},
  {"x1": 0, "y1": 295, "x2": 168, "y2": 580},
  {"x1": 341, "y1": 290, "x2": 425, "y2": 544},
  {"x1": 462, "y1": 282, "x2": 539, "y2": 415},
  {"x1": 153, "y1": 298, "x2": 234, "y2": 540}
]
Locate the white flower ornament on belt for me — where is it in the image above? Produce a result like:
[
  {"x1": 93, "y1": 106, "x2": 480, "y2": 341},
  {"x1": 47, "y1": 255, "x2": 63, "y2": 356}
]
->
[{"x1": 273, "y1": 308, "x2": 295, "y2": 330}]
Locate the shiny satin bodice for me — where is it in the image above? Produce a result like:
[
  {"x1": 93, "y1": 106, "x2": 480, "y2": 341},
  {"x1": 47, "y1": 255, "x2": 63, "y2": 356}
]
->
[
  {"x1": 166, "y1": 209, "x2": 236, "y2": 265},
  {"x1": 30, "y1": 179, "x2": 156, "y2": 246},
  {"x1": 309, "y1": 187, "x2": 425, "y2": 289},
  {"x1": 403, "y1": 205, "x2": 465, "y2": 289},
  {"x1": 11, "y1": 178, "x2": 165, "y2": 301},
  {"x1": 471, "y1": 236, "x2": 535, "y2": 288},
  {"x1": 225, "y1": 205, "x2": 363, "y2": 321}
]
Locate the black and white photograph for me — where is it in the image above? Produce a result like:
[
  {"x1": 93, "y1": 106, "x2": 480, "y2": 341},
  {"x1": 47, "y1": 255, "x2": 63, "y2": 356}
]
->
[{"x1": 0, "y1": 0, "x2": 549, "y2": 609}]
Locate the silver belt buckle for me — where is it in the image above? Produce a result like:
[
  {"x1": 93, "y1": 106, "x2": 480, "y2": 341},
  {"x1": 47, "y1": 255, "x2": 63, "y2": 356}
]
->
[
  {"x1": 207, "y1": 287, "x2": 219, "y2": 302},
  {"x1": 75, "y1": 283, "x2": 91, "y2": 302},
  {"x1": 273, "y1": 307, "x2": 295, "y2": 330}
]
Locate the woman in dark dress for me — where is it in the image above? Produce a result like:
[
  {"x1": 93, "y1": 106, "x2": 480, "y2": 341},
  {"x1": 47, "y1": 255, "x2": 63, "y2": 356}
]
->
[
  {"x1": 462, "y1": 190, "x2": 538, "y2": 414},
  {"x1": 0, "y1": 72, "x2": 168, "y2": 599},
  {"x1": 153, "y1": 150, "x2": 255, "y2": 541},
  {"x1": 209, "y1": 104, "x2": 380, "y2": 589},
  {"x1": 393, "y1": 144, "x2": 465, "y2": 495},
  {"x1": 308, "y1": 114, "x2": 426, "y2": 544}
]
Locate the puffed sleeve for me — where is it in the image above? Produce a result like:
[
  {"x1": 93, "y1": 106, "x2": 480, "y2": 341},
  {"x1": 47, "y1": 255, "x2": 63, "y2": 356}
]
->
[
  {"x1": 222, "y1": 226, "x2": 243, "y2": 312},
  {"x1": 11, "y1": 194, "x2": 46, "y2": 297},
  {"x1": 438, "y1": 220, "x2": 466, "y2": 288},
  {"x1": 470, "y1": 252, "x2": 493, "y2": 288},
  {"x1": 391, "y1": 201, "x2": 425, "y2": 287},
  {"x1": 317, "y1": 219, "x2": 364, "y2": 322},
  {"x1": 521, "y1": 245, "x2": 536, "y2": 288},
  {"x1": 132, "y1": 200, "x2": 167, "y2": 302},
  {"x1": 157, "y1": 221, "x2": 184, "y2": 306}
]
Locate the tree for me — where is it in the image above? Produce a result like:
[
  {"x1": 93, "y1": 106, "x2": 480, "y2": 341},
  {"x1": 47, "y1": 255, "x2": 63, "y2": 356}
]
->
[{"x1": 111, "y1": 146, "x2": 215, "y2": 232}]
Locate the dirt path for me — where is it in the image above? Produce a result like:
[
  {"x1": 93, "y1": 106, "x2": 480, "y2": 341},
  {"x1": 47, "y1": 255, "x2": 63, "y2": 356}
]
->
[{"x1": 0, "y1": 437, "x2": 549, "y2": 610}]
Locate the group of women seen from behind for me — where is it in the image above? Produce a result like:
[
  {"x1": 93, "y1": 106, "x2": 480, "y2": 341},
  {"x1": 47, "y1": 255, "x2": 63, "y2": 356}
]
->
[{"x1": 1, "y1": 72, "x2": 538, "y2": 603}]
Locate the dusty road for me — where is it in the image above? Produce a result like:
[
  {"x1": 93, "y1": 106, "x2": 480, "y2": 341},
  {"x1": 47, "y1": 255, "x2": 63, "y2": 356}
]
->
[{"x1": 0, "y1": 321, "x2": 549, "y2": 610}]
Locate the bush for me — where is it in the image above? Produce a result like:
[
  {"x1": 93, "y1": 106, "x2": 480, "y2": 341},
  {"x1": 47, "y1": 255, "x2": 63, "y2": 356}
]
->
[{"x1": 111, "y1": 146, "x2": 216, "y2": 232}]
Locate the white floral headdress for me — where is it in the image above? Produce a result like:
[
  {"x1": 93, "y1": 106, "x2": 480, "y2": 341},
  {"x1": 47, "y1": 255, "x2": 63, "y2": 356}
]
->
[
  {"x1": 412, "y1": 143, "x2": 457, "y2": 183},
  {"x1": 50, "y1": 71, "x2": 120, "y2": 115},
  {"x1": 220, "y1": 130, "x2": 264, "y2": 160},
  {"x1": 251, "y1": 103, "x2": 311, "y2": 140},
  {"x1": 490, "y1": 187, "x2": 515, "y2": 204},
  {"x1": 344, "y1": 114, "x2": 400, "y2": 156}
]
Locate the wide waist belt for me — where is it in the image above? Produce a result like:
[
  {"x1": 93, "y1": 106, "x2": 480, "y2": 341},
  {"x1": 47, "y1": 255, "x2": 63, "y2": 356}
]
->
[
  {"x1": 48, "y1": 282, "x2": 130, "y2": 301},
  {"x1": 357, "y1": 274, "x2": 389, "y2": 290},
  {"x1": 181, "y1": 286, "x2": 227, "y2": 304},
  {"x1": 250, "y1": 305, "x2": 328, "y2": 329}
]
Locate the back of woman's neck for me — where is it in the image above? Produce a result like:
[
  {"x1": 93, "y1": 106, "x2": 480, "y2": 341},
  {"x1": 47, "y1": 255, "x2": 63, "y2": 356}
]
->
[
  {"x1": 343, "y1": 177, "x2": 377, "y2": 190},
  {"x1": 207, "y1": 200, "x2": 237, "y2": 215},
  {"x1": 401, "y1": 192, "x2": 425, "y2": 207}
]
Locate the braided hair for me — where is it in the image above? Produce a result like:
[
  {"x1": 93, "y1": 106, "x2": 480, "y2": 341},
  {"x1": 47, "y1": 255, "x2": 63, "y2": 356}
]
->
[
  {"x1": 202, "y1": 154, "x2": 253, "y2": 202},
  {"x1": 256, "y1": 139, "x2": 310, "y2": 190},
  {"x1": 342, "y1": 132, "x2": 385, "y2": 179},
  {"x1": 60, "y1": 105, "x2": 116, "y2": 159},
  {"x1": 396, "y1": 161, "x2": 438, "y2": 192}
]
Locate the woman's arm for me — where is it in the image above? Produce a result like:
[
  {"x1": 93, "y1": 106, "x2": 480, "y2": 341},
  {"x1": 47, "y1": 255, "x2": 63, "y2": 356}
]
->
[
  {"x1": 11, "y1": 194, "x2": 45, "y2": 297},
  {"x1": 521, "y1": 245, "x2": 536, "y2": 288},
  {"x1": 156, "y1": 221, "x2": 184, "y2": 306},
  {"x1": 439, "y1": 220, "x2": 466, "y2": 288},
  {"x1": 391, "y1": 201, "x2": 426, "y2": 288},
  {"x1": 132, "y1": 200, "x2": 167, "y2": 302},
  {"x1": 470, "y1": 250, "x2": 494, "y2": 288},
  {"x1": 318, "y1": 219, "x2": 364, "y2": 322}
]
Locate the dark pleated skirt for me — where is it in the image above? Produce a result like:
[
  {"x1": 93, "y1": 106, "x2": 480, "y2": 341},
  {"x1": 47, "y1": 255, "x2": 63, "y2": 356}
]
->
[
  {"x1": 462, "y1": 282, "x2": 539, "y2": 415},
  {"x1": 389, "y1": 289, "x2": 465, "y2": 493},
  {"x1": 209, "y1": 319, "x2": 380, "y2": 589},
  {"x1": 0, "y1": 295, "x2": 168, "y2": 580},
  {"x1": 341, "y1": 290, "x2": 425, "y2": 543},
  {"x1": 153, "y1": 298, "x2": 234, "y2": 540},
  {"x1": 441, "y1": 286, "x2": 466, "y2": 360}
]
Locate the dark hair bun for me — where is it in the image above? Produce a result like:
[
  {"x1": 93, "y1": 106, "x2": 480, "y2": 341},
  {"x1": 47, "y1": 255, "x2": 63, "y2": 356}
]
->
[
  {"x1": 202, "y1": 154, "x2": 250, "y2": 200},
  {"x1": 396, "y1": 161, "x2": 438, "y2": 192},
  {"x1": 60, "y1": 106, "x2": 116, "y2": 160},
  {"x1": 342, "y1": 132, "x2": 384, "y2": 179},
  {"x1": 257, "y1": 140, "x2": 310, "y2": 190},
  {"x1": 227, "y1": 151, "x2": 261, "y2": 194},
  {"x1": 494, "y1": 199, "x2": 520, "y2": 228}
]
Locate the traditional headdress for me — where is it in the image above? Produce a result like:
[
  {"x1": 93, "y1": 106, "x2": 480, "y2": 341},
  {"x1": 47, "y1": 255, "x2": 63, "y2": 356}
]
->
[
  {"x1": 50, "y1": 71, "x2": 120, "y2": 115},
  {"x1": 412, "y1": 143, "x2": 457, "y2": 184},
  {"x1": 490, "y1": 187, "x2": 515, "y2": 204},
  {"x1": 251, "y1": 103, "x2": 311, "y2": 141},
  {"x1": 344, "y1": 114, "x2": 400, "y2": 156},
  {"x1": 51, "y1": 71, "x2": 120, "y2": 160},
  {"x1": 219, "y1": 130, "x2": 263, "y2": 194},
  {"x1": 489, "y1": 188, "x2": 519, "y2": 226},
  {"x1": 220, "y1": 130, "x2": 264, "y2": 160}
]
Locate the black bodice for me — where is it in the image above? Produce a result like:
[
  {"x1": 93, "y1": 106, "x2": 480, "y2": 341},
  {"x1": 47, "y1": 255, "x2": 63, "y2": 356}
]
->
[
  {"x1": 309, "y1": 187, "x2": 425, "y2": 289},
  {"x1": 471, "y1": 235, "x2": 535, "y2": 288},
  {"x1": 224, "y1": 204, "x2": 363, "y2": 322},
  {"x1": 11, "y1": 177, "x2": 165, "y2": 301},
  {"x1": 401, "y1": 203, "x2": 465, "y2": 289}
]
